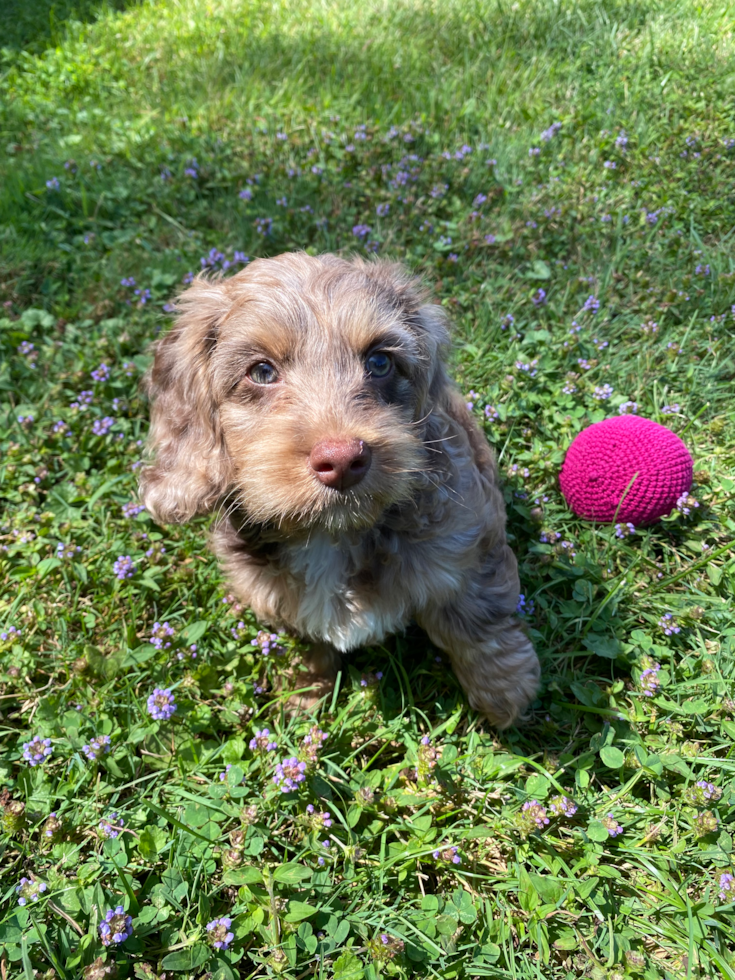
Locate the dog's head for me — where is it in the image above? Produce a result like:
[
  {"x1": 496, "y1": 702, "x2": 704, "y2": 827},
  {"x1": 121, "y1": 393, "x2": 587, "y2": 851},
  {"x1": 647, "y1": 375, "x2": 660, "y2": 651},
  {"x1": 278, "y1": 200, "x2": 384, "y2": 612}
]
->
[{"x1": 140, "y1": 252, "x2": 450, "y2": 533}]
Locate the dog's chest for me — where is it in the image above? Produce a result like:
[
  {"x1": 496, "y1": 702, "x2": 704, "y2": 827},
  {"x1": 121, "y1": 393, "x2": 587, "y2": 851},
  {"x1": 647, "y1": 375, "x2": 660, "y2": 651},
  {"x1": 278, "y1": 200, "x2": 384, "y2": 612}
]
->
[{"x1": 281, "y1": 533, "x2": 409, "y2": 651}]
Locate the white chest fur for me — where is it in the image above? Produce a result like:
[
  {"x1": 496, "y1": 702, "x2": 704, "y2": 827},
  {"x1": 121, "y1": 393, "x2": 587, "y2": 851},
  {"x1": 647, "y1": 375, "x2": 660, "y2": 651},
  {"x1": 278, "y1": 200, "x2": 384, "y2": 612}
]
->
[{"x1": 282, "y1": 532, "x2": 412, "y2": 651}]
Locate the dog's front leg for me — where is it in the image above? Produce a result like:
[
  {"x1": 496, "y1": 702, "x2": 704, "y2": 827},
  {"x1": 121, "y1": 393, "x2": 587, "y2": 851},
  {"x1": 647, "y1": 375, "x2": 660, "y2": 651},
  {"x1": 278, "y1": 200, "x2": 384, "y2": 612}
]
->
[
  {"x1": 416, "y1": 545, "x2": 540, "y2": 728},
  {"x1": 284, "y1": 640, "x2": 342, "y2": 713}
]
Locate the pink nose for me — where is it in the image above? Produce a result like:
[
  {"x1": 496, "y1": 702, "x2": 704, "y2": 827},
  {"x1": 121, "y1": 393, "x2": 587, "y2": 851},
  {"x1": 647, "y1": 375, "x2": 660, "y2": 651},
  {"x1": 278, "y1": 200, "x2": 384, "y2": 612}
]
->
[{"x1": 309, "y1": 438, "x2": 372, "y2": 491}]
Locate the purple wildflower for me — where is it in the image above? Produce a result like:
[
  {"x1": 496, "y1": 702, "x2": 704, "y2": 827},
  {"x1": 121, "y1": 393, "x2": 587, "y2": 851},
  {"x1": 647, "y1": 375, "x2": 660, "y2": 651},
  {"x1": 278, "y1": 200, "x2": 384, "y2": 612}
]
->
[
  {"x1": 150, "y1": 621, "x2": 175, "y2": 649},
  {"x1": 99, "y1": 906, "x2": 133, "y2": 946},
  {"x1": 206, "y1": 917, "x2": 234, "y2": 950},
  {"x1": 532, "y1": 288, "x2": 546, "y2": 306},
  {"x1": 593, "y1": 384, "x2": 614, "y2": 400},
  {"x1": 376, "y1": 203, "x2": 390, "y2": 217},
  {"x1": 92, "y1": 416, "x2": 115, "y2": 436},
  {"x1": 432, "y1": 846, "x2": 461, "y2": 864},
  {"x1": 273, "y1": 757, "x2": 308, "y2": 792},
  {"x1": 619, "y1": 401, "x2": 638, "y2": 414},
  {"x1": 82, "y1": 734, "x2": 111, "y2": 761},
  {"x1": 718, "y1": 873, "x2": 735, "y2": 902},
  {"x1": 16, "y1": 877, "x2": 47, "y2": 906},
  {"x1": 352, "y1": 223, "x2": 371, "y2": 239},
  {"x1": 601, "y1": 814, "x2": 623, "y2": 837},
  {"x1": 98, "y1": 812, "x2": 124, "y2": 839},
  {"x1": 549, "y1": 795, "x2": 578, "y2": 818},
  {"x1": 113, "y1": 555, "x2": 136, "y2": 580},
  {"x1": 122, "y1": 502, "x2": 145, "y2": 518},
  {"x1": 639, "y1": 664, "x2": 661, "y2": 697},
  {"x1": 249, "y1": 728, "x2": 278, "y2": 752},
  {"x1": 305, "y1": 804, "x2": 332, "y2": 829},
  {"x1": 522, "y1": 800, "x2": 550, "y2": 829},
  {"x1": 658, "y1": 613, "x2": 680, "y2": 636},
  {"x1": 516, "y1": 594, "x2": 535, "y2": 616},
  {"x1": 147, "y1": 687, "x2": 177, "y2": 721},
  {"x1": 91, "y1": 363, "x2": 110, "y2": 382},
  {"x1": 615, "y1": 522, "x2": 636, "y2": 538},
  {"x1": 22, "y1": 735, "x2": 53, "y2": 766}
]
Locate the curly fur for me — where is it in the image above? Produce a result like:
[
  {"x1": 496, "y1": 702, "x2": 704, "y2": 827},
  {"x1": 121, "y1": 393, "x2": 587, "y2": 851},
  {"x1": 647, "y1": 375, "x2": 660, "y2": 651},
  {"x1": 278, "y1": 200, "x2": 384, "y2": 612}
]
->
[{"x1": 140, "y1": 252, "x2": 540, "y2": 727}]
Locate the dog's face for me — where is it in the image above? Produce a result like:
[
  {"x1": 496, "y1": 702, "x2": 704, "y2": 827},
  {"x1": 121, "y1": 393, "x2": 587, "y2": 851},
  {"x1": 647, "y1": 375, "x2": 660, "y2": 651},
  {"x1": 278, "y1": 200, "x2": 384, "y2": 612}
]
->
[{"x1": 141, "y1": 253, "x2": 450, "y2": 533}]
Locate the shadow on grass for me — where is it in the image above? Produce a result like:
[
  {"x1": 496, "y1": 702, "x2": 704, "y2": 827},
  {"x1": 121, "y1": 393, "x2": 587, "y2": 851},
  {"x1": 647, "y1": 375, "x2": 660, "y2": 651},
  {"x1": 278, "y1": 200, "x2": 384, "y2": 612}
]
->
[{"x1": 0, "y1": 0, "x2": 136, "y2": 54}]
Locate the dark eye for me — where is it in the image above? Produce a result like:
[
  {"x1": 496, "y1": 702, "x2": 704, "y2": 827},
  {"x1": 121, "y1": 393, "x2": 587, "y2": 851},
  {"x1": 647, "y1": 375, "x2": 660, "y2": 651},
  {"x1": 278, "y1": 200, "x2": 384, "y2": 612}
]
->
[
  {"x1": 366, "y1": 351, "x2": 393, "y2": 378},
  {"x1": 248, "y1": 361, "x2": 279, "y2": 385}
]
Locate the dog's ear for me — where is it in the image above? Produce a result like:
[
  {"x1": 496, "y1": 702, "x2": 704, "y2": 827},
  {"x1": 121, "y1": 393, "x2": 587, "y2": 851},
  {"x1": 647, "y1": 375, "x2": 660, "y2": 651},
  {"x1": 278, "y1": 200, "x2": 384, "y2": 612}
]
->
[
  {"x1": 353, "y1": 257, "x2": 451, "y2": 399},
  {"x1": 139, "y1": 276, "x2": 233, "y2": 524}
]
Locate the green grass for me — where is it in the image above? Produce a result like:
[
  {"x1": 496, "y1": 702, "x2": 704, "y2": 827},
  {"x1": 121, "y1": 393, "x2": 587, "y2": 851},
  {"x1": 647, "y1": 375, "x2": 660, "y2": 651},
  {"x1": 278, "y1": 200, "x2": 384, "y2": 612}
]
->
[{"x1": 1, "y1": 1, "x2": 735, "y2": 977}]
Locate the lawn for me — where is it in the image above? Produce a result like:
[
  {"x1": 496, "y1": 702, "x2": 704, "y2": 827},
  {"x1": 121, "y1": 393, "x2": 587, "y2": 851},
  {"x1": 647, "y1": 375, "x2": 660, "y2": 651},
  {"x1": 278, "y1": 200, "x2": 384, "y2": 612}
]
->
[{"x1": 1, "y1": 0, "x2": 734, "y2": 977}]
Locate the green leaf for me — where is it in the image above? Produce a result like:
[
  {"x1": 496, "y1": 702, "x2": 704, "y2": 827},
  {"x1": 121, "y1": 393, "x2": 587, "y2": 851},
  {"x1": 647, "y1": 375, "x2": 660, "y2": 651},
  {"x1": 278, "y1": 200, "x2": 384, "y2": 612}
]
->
[
  {"x1": 36, "y1": 557, "x2": 62, "y2": 579},
  {"x1": 181, "y1": 620, "x2": 208, "y2": 644},
  {"x1": 586, "y1": 821, "x2": 611, "y2": 842},
  {"x1": 137, "y1": 826, "x2": 168, "y2": 862},
  {"x1": 272, "y1": 863, "x2": 312, "y2": 884},
  {"x1": 223, "y1": 867, "x2": 264, "y2": 885},
  {"x1": 332, "y1": 951, "x2": 364, "y2": 979},
  {"x1": 161, "y1": 945, "x2": 211, "y2": 971},
  {"x1": 436, "y1": 914, "x2": 459, "y2": 935},
  {"x1": 285, "y1": 901, "x2": 319, "y2": 922},
  {"x1": 525, "y1": 773, "x2": 550, "y2": 798},
  {"x1": 583, "y1": 633, "x2": 622, "y2": 659},
  {"x1": 599, "y1": 746, "x2": 625, "y2": 768}
]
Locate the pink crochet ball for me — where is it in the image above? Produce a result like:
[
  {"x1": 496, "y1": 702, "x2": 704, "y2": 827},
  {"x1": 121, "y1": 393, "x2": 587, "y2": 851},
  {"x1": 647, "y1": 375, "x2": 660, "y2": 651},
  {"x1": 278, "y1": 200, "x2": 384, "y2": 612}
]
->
[{"x1": 559, "y1": 416, "x2": 693, "y2": 524}]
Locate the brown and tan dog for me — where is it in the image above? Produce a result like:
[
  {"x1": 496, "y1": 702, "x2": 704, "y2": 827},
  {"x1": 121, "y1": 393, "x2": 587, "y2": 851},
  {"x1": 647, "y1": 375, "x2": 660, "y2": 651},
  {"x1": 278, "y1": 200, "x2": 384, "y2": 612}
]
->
[{"x1": 140, "y1": 252, "x2": 539, "y2": 727}]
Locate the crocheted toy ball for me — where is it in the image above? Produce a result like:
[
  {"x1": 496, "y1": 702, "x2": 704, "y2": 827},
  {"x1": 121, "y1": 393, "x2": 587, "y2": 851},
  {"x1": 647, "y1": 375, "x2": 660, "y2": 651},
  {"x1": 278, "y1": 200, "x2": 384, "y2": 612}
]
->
[{"x1": 559, "y1": 415, "x2": 693, "y2": 524}]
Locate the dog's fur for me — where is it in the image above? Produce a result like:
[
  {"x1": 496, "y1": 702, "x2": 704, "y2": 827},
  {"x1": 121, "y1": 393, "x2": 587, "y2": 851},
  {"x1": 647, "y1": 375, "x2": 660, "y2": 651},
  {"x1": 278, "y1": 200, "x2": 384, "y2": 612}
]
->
[{"x1": 140, "y1": 252, "x2": 540, "y2": 727}]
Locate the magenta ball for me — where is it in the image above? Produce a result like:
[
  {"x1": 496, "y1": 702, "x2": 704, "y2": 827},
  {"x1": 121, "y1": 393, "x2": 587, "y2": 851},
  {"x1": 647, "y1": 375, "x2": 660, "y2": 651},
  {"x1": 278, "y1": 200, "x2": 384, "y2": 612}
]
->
[{"x1": 559, "y1": 416, "x2": 693, "y2": 524}]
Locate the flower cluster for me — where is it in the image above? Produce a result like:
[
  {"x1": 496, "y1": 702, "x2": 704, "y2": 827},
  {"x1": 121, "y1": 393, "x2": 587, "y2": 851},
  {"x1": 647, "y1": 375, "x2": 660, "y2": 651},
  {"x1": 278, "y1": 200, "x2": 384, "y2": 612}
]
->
[
  {"x1": 91, "y1": 363, "x2": 110, "y2": 382},
  {"x1": 685, "y1": 780, "x2": 722, "y2": 807},
  {"x1": 16, "y1": 876, "x2": 47, "y2": 906},
  {"x1": 304, "y1": 804, "x2": 332, "y2": 831},
  {"x1": 82, "y1": 734, "x2": 111, "y2": 761},
  {"x1": 1, "y1": 625, "x2": 22, "y2": 645},
  {"x1": 113, "y1": 555, "x2": 136, "y2": 580},
  {"x1": 300, "y1": 726, "x2": 329, "y2": 765},
  {"x1": 99, "y1": 906, "x2": 133, "y2": 946},
  {"x1": 368, "y1": 933, "x2": 405, "y2": 963},
  {"x1": 719, "y1": 873, "x2": 735, "y2": 902},
  {"x1": 43, "y1": 812, "x2": 62, "y2": 840},
  {"x1": 206, "y1": 916, "x2": 234, "y2": 950},
  {"x1": 122, "y1": 502, "x2": 145, "y2": 517},
  {"x1": 548, "y1": 795, "x2": 578, "y2": 818},
  {"x1": 22, "y1": 735, "x2": 53, "y2": 766},
  {"x1": 639, "y1": 663, "x2": 661, "y2": 697},
  {"x1": 601, "y1": 814, "x2": 623, "y2": 837},
  {"x1": 273, "y1": 757, "x2": 308, "y2": 792},
  {"x1": 516, "y1": 593, "x2": 535, "y2": 616},
  {"x1": 56, "y1": 541, "x2": 81, "y2": 560},
  {"x1": 619, "y1": 400, "x2": 638, "y2": 414},
  {"x1": 615, "y1": 522, "x2": 636, "y2": 539},
  {"x1": 432, "y1": 846, "x2": 461, "y2": 865},
  {"x1": 658, "y1": 612, "x2": 681, "y2": 636},
  {"x1": 150, "y1": 621, "x2": 175, "y2": 649},
  {"x1": 517, "y1": 800, "x2": 550, "y2": 836},
  {"x1": 592, "y1": 383, "x2": 614, "y2": 400},
  {"x1": 92, "y1": 417, "x2": 115, "y2": 436},
  {"x1": 147, "y1": 687, "x2": 177, "y2": 721},
  {"x1": 251, "y1": 630, "x2": 282, "y2": 654},
  {"x1": 694, "y1": 811, "x2": 719, "y2": 837},
  {"x1": 249, "y1": 728, "x2": 278, "y2": 752},
  {"x1": 98, "y1": 813, "x2": 124, "y2": 839},
  {"x1": 675, "y1": 493, "x2": 699, "y2": 516}
]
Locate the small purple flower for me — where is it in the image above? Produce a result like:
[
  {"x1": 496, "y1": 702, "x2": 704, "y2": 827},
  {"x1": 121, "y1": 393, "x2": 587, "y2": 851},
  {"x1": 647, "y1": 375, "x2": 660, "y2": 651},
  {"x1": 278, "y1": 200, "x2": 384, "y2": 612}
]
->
[
  {"x1": 473, "y1": 192, "x2": 488, "y2": 206},
  {"x1": 376, "y1": 203, "x2": 390, "y2": 217},
  {"x1": 122, "y1": 502, "x2": 145, "y2": 518},
  {"x1": 675, "y1": 493, "x2": 699, "y2": 516},
  {"x1": 661, "y1": 403, "x2": 680, "y2": 414},
  {"x1": 254, "y1": 216, "x2": 272, "y2": 235},
  {"x1": 305, "y1": 804, "x2": 332, "y2": 829},
  {"x1": 52, "y1": 420, "x2": 69, "y2": 434},
  {"x1": 516, "y1": 359, "x2": 539, "y2": 377},
  {"x1": 549, "y1": 795, "x2": 578, "y2": 818},
  {"x1": 432, "y1": 846, "x2": 461, "y2": 865},
  {"x1": 206, "y1": 917, "x2": 234, "y2": 950},
  {"x1": 593, "y1": 384, "x2": 614, "y2": 400},
  {"x1": 273, "y1": 756, "x2": 308, "y2": 792},
  {"x1": 22, "y1": 735, "x2": 53, "y2": 766},
  {"x1": 658, "y1": 613, "x2": 680, "y2": 636},
  {"x1": 56, "y1": 541, "x2": 81, "y2": 560},
  {"x1": 113, "y1": 555, "x2": 136, "y2": 580},
  {"x1": 82, "y1": 734, "x2": 111, "y2": 761},
  {"x1": 91, "y1": 363, "x2": 110, "y2": 382},
  {"x1": 639, "y1": 664, "x2": 661, "y2": 697},
  {"x1": 352, "y1": 223, "x2": 371, "y2": 239},
  {"x1": 522, "y1": 800, "x2": 550, "y2": 829},
  {"x1": 99, "y1": 906, "x2": 133, "y2": 946},
  {"x1": 46, "y1": 177, "x2": 60, "y2": 190},
  {"x1": 0, "y1": 625, "x2": 21, "y2": 643},
  {"x1": 516, "y1": 594, "x2": 535, "y2": 616},
  {"x1": 16, "y1": 877, "x2": 47, "y2": 906},
  {"x1": 501, "y1": 314, "x2": 515, "y2": 330},
  {"x1": 718, "y1": 873, "x2": 735, "y2": 902},
  {"x1": 529, "y1": 147, "x2": 540, "y2": 157},
  {"x1": 541, "y1": 122, "x2": 562, "y2": 142},
  {"x1": 601, "y1": 814, "x2": 623, "y2": 837},
  {"x1": 249, "y1": 728, "x2": 278, "y2": 752},
  {"x1": 121, "y1": 277, "x2": 136, "y2": 287},
  {"x1": 98, "y1": 812, "x2": 124, "y2": 839},
  {"x1": 92, "y1": 416, "x2": 115, "y2": 436},
  {"x1": 150, "y1": 621, "x2": 175, "y2": 650},
  {"x1": 532, "y1": 288, "x2": 546, "y2": 306},
  {"x1": 484, "y1": 405, "x2": 499, "y2": 420},
  {"x1": 484, "y1": 233, "x2": 496, "y2": 244},
  {"x1": 583, "y1": 295, "x2": 600, "y2": 313},
  {"x1": 615, "y1": 522, "x2": 636, "y2": 539},
  {"x1": 251, "y1": 630, "x2": 280, "y2": 654},
  {"x1": 619, "y1": 401, "x2": 638, "y2": 414},
  {"x1": 147, "y1": 687, "x2": 177, "y2": 721}
]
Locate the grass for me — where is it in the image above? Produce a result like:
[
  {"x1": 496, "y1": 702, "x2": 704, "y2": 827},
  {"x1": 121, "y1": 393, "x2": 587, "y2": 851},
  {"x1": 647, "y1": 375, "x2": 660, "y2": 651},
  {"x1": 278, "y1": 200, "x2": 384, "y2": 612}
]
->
[{"x1": 1, "y1": 0, "x2": 735, "y2": 977}]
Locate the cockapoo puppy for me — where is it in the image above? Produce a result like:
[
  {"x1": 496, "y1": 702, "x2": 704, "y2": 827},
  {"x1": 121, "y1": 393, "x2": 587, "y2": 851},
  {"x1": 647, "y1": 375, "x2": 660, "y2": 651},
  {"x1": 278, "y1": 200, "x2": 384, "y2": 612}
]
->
[{"x1": 140, "y1": 252, "x2": 540, "y2": 727}]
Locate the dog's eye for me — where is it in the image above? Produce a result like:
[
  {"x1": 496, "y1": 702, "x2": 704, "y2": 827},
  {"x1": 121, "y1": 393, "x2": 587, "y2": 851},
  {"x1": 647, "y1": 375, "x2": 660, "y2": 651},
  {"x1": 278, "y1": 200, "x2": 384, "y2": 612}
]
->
[
  {"x1": 365, "y1": 351, "x2": 393, "y2": 378},
  {"x1": 248, "y1": 362, "x2": 279, "y2": 385}
]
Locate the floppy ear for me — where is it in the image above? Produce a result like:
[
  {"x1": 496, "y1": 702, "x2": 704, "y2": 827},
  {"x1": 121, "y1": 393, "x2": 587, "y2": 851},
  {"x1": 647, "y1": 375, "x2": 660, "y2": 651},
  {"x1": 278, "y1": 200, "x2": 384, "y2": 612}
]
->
[
  {"x1": 139, "y1": 276, "x2": 234, "y2": 524},
  {"x1": 352, "y1": 257, "x2": 451, "y2": 402}
]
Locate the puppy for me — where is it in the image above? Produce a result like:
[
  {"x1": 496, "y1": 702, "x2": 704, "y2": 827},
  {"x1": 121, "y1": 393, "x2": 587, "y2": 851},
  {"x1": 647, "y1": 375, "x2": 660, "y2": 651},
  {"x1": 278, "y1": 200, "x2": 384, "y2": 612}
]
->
[{"x1": 140, "y1": 252, "x2": 540, "y2": 727}]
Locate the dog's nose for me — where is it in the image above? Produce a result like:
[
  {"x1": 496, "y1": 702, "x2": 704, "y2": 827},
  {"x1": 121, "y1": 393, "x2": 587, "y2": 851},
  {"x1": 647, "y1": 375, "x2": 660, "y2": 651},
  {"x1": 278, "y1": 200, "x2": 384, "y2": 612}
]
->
[{"x1": 309, "y1": 438, "x2": 372, "y2": 491}]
